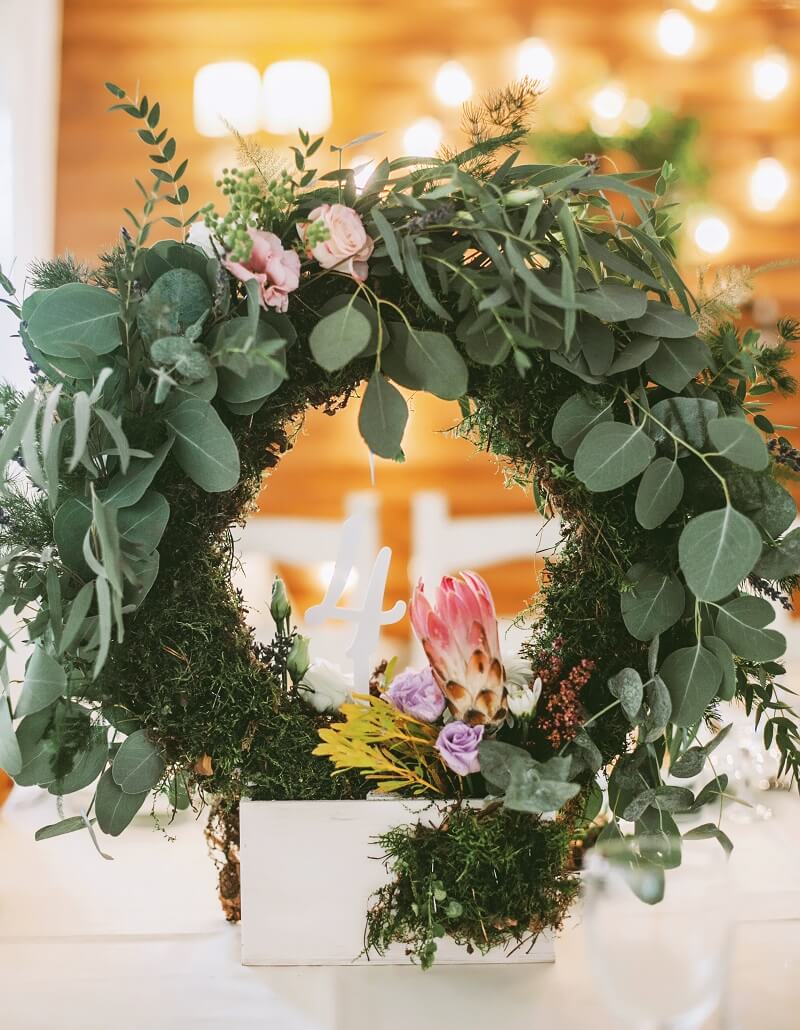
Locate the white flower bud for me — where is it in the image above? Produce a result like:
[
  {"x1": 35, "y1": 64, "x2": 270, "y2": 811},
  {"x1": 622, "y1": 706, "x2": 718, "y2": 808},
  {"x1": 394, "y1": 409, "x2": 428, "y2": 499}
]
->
[
  {"x1": 503, "y1": 651, "x2": 542, "y2": 719},
  {"x1": 299, "y1": 659, "x2": 353, "y2": 713},
  {"x1": 187, "y1": 220, "x2": 218, "y2": 258}
]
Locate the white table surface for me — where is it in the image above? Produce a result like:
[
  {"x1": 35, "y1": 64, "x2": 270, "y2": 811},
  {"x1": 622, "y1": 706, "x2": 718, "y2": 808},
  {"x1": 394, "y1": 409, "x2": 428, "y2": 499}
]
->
[{"x1": 1, "y1": 787, "x2": 799, "y2": 1030}]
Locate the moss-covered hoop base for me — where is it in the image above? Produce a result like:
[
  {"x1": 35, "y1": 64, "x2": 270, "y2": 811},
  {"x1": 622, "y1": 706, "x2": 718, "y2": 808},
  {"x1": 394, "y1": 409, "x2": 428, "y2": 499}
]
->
[{"x1": 94, "y1": 324, "x2": 631, "y2": 939}]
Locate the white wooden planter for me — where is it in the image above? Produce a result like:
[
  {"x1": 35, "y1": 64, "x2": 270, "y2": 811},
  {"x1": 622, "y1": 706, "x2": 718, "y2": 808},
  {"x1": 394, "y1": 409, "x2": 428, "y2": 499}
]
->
[{"x1": 239, "y1": 798, "x2": 555, "y2": 966}]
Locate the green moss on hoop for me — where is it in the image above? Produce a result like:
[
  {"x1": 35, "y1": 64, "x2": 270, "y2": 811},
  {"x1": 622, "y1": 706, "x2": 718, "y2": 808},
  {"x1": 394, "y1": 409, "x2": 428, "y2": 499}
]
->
[{"x1": 365, "y1": 804, "x2": 580, "y2": 968}]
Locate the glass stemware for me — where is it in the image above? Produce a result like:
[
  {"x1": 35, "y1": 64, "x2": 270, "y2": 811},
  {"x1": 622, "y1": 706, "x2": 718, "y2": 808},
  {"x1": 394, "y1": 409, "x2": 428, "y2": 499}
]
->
[{"x1": 583, "y1": 836, "x2": 732, "y2": 1030}]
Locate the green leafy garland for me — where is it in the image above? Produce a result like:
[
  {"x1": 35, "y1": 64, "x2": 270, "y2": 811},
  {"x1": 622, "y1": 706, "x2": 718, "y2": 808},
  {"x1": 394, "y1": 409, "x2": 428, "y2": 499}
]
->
[{"x1": 0, "y1": 81, "x2": 798, "y2": 964}]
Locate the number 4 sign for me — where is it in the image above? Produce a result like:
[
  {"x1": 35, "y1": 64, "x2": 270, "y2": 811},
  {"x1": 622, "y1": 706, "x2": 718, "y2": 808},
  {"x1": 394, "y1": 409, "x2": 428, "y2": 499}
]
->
[{"x1": 304, "y1": 511, "x2": 406, "y2": 692}]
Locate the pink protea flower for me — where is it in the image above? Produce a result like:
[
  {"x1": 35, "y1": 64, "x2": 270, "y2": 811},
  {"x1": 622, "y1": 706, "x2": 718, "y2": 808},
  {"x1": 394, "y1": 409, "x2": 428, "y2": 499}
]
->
[
  {"x1": 409, "y1": 571, "x2": 507, "y2": 728},
  {"x1": 224, "y1": 229, "x2": 300, "y2": 313}
]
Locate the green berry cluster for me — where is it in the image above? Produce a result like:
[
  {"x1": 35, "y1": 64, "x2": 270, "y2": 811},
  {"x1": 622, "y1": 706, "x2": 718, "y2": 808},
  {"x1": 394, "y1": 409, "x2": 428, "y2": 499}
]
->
[
  {"x1": 202, "y1": 167, "x2": 295, "y2": 263},
  {"x1": 303, "y1": 216, "x2": 331, "y2": 249}
]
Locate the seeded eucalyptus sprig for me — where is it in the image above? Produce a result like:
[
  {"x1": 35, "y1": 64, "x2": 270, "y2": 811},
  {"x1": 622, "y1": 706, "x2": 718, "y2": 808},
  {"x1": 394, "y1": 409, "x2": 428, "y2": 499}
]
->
[{"x1": 104, "y1": 81, "x2": 198, "y2": 238}]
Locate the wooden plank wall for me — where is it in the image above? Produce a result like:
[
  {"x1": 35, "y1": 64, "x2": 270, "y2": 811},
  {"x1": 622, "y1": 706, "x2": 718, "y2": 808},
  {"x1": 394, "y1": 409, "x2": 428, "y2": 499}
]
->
[{"x1": 56, "y1": 0, "x2": 799, "y2": 626}]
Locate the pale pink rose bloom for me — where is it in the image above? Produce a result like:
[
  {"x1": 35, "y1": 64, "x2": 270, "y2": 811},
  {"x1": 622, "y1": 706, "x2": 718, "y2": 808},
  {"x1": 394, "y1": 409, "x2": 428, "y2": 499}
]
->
[
  {"x1": 298, "y1": 203, "x2": 374, "y2": 281},
  {"x1": 224, "y1": 228, "x2": 301, "y2": 313},
  {"x1": 409, "y1": 571, "x2": 507, "y2": 728}
]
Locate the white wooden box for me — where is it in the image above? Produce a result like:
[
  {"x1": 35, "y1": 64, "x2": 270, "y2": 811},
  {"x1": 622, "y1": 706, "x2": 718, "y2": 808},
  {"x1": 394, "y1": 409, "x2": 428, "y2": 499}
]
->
[{"x1": 239, "y1": 799, "x2": 555, "y2": 966}]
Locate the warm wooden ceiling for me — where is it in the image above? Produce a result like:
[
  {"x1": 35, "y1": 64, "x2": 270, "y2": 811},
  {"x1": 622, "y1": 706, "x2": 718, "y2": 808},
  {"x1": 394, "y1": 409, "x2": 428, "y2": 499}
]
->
[{"x1": 56, "y1": 0, "x2": 800, "y2": 626}]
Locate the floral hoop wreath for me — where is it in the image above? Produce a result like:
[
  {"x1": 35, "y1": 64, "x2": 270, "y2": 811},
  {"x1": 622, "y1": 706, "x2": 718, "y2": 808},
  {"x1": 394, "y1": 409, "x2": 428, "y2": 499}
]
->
[{"x1": 0, "y1": 80, "x2": 798, "y2": 966}]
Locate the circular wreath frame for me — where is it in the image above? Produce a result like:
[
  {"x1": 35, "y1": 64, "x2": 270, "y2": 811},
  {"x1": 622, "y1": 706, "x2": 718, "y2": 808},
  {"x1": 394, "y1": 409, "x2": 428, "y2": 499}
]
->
[{"x1": 1, "y1": 80, "x2": 798, "y2": 965}]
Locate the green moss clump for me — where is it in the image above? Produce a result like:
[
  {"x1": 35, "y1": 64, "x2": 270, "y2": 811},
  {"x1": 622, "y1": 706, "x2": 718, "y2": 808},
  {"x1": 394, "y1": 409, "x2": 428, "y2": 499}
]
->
[{"x1": 365, "y1": 805, "x2": 580, "y2": 969}]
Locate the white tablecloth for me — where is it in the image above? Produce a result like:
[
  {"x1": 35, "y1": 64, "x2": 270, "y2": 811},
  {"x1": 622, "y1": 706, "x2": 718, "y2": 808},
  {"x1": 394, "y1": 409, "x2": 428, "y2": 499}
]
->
[{"x1": 1, "y1": 788, "x2": 799, "y2": 1030}]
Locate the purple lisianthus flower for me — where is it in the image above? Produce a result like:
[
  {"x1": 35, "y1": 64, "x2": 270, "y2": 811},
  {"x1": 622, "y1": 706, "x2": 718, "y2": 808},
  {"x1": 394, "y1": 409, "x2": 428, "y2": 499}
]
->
[
  {"x1": 435, "y1": 721, "x2": 484, "y2": 777},
  {"x1": 387, "y1": 666, "x2": 446, "y2": 723}
]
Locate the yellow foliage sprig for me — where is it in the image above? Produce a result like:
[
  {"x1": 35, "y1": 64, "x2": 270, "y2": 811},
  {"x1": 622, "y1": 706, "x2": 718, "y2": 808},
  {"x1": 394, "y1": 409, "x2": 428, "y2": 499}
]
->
[{"x1": 313, "y1": 694, "x2": 447, "y2": 796}]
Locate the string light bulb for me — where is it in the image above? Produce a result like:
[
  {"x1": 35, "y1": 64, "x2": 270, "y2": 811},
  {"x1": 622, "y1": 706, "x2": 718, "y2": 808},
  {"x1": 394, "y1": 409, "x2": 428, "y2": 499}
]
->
[
  {"x1": 591, "y1": 83, "x2": 627, "y2": 120},
  {"x1": 433, "y1": 61, "x2": 473, "y2": 107},
  {"x1": 403, "y1": 117, "x2": 443, "y2": 156},
  {"x1": 752, "y1": 50, "x2": 790, "y2": 101},
  {"x1": 694, "y1": 215, "x2": 731, "y2": 255},
  {"x1": 516, "y1": 38, "x2": 556, "y2": 88},
  {"x1": 690, "y1": 0, "x2": 717, "y2": 10},
  {"x1": 193, "y1": 62, "x2": 261, "y2": 137},
  {"x1": 262, "y1": 61, "x2": 333, "y2": 134},
  {"x1": 749, "y1": 158, "x2": 789, "y2": 212},
  {"x1": 657, "y1": 10, "x2": 696, "y2": 57}
]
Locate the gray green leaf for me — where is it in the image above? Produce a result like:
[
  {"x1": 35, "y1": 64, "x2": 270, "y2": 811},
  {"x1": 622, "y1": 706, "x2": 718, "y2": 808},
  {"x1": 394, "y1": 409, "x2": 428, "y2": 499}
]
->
[
  {"x1": 678, "y1": 507, "x2": 762, "y2": 602},
  {"x1": 635, "y1": 457, "x2": 684, "y2": 529},
  {"x1": 163, "y1": 398, "x2": 240, "y2": 493},
  {"x1": 660, "y1": 643, "x2": 722, "y2": 727},
  {"x1": 111, "y1": 728, "x2": 165, "y2": 794},
  {"x1": 573, "y1": 422, "x2": 655, "y2": 492},
  {"x1": 358, "y1": 372, "x2": 408, "y2": 459}
]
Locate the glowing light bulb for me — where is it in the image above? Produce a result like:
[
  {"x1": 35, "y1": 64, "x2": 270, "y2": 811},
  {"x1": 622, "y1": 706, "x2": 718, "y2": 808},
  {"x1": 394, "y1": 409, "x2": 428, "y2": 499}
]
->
[
  {"x1": 749, "y1": 158, "x2": 789, "y2": 212},
  {"x1": 403, "y1": 117, "x2": 443, "y2": 157},
  {"x1": 690, "y1": 0, "x2": 716, "y2": 11},
  {"x1": 353, "y1": 157, "x2": 376, "y2": 192},
  {"x1": 193, "y1": 62, "x2": 261, "y2": 138},
  {"x1": 262, "y1": 61, "x2": 332, "y2": 134},
  {"x1": 591, "y1": 83, "x2": 627, "y2": 120},
  {"x1": 694, "y1": 216, "x2": 730, "y2": 254},
  {"x1": 516, "y1": 38, "x2": 556, "y2": 88},
  {"x1": 752, "y1": 50, "x2": 790, "y2": 101},
  {"x1": 657, "y1": 10, "x2": 696, "y2": 57},
  {"x1": 433, "y1": 61, "x2": 473, "y2": 107},
  {"x1": 625, "y1": 97, "x2": 652, "y2": 128}
]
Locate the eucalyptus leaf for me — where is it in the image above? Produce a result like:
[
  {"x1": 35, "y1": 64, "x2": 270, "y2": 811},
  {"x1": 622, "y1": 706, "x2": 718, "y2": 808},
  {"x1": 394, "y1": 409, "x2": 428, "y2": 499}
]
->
[
  {"x1": 635, "y1": 457, "x2": 684, "y2": 529},
  {"x1": 608, "y1": 667, "x2": 644, "y2": 723},
  {"x1": 111, "y1": 729, "x2": 165, "y2": 794},
  {"x1": 678, "y1": 507, "x2": 762, "y2": 602},
  {"x1": 117, "y1": 491, "x2": 170, "y2": 553},
  {"x1": 0, "y1": 694, "x2": 22, "y2": 776},
  {"x1": 620, "y1": 566, "x2": 685, "y2": 641},
  {"x1": 26, "y1": 284, "x2": 122, "y2": 358},
  {"x1": 100, "y1": 438, "x2": 172, "y2": 508},
  {"x1": 659, "y1": 643, "x2": 722, "y2": 727},
  {"x1": 714, "y1": 595, "x2": 786, "y2": 662},
  {"x1": 35, "y1": 816, "x2": 92, "y2": 842},
  {"x1": 753, "y1": 527, "x2": 800, "y2": 580},
  {"x1": 707, "y1": 417, "x2": 769, "y2": 471},
  {"x1": 551, "y1": 392, "x2": 614, "y2": 459},
  {"x1": 627, "y1": 300, "x2": 698, "y2": 339},
  {"x1": 95, "y1": 768, "x2": 149, "y2": 836},
  {"x1": 640, "y1": 675, "x2": 672, "y2": 742},
  {"x1": 137, "y1": 269, "x2": 210, "y2": 344},
  {"x1": 704, "y1": 635, "x2": 737, "y2": 701},
  {"x1": 683, "y1": 822, "x2": 733, "y2": 857},
  {"x1": 309, "y1": 303, "x2": 372, "y2": 372},
  {"x1": 387, "y1": 324, "x2": 468, "y2": 400},
  {"x1": 646, "y1": 338, "x2": 709, "y2": 393},
  {"x1": 607, "y1": 334, "x2": 660, "y2": 375},
  {"x1": 577, "y1": 283, "x2": 649, "y2": 322},
  {"x1": 646, "y1": 397, "x2": 718, "y2": 451},
  {"x1": 48, "y1": 725, "x2": 108, "y2": 795},
  {"x1": 358, "y1": 372, "x2": 408, "y2": 459},
  {"x1": 163, "y1": 398, "x2": 240, "y2": 493},
  {"x1": 15, "y1": 647, "x2": 67, "y2": 718},
  {"x1": 573, "y1": 423, "x2": 655, "y2": 492}
]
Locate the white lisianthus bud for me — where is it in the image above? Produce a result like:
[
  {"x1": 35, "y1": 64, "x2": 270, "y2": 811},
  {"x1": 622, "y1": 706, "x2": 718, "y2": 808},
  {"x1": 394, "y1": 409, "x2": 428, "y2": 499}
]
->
[
  {"x1": 503, "y1": 651, "x2": 542, "y2": 719},
  {"x1": 507, "y1": 677, "x2": 543, "y2": 718},
  {"x1": 187, "y1": 220, "x2": 218, "y2": 258},
  {"x1": 299, "y1": 659, "x2": 353, "y2": 713}
]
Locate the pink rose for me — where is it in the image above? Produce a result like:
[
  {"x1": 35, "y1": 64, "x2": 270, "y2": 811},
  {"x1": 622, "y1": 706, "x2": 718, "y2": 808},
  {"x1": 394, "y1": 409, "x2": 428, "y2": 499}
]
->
[
  {"x1": 224, "y1": 229, "x2": 300, "y2": 313},
  {"x1": 298, "y1": 203, "x2": 374, "y2": 282}
]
